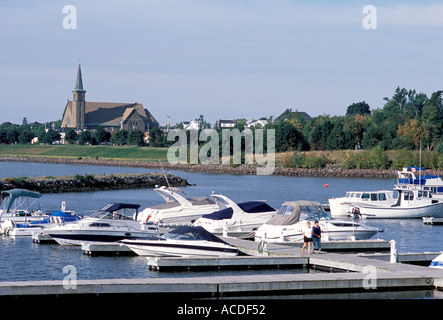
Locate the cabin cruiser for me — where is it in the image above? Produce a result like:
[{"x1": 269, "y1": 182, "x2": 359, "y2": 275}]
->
[
  {"x1": 429, "y1": 253, "x2": 443, "y2": 269},
  {"x1": 192, "y1": 194, "x2": 277, "y2": 237},
  {"x1": 254, "y1": 200, "x2": 383, "y2": 243},
  {"x1": 0, "y1": 189, "x2": 47, "y2": 225},
  {"x1": 47, "y1": 203, "x2": 157, "y2": 245},
  {"x1": 137, "y1": 186, "x2": 219, "y2": 226},
  {"x1": 120, "y1": 225, "x2": 239, "y2": 257},
  {"x1": 328, "y1": 190, "x2": 395, "y2": 217},
  {"x1": 356, "y1": 187, "x2": 443, "y2": 219}
]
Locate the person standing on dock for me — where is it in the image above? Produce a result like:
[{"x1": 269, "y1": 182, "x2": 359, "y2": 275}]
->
[
  {"x1": 312, "y1": 221, "x2": 322, "y2": 254},
  {"x1": 302, "y1": 221, "x2": 312, "y2": 254}
]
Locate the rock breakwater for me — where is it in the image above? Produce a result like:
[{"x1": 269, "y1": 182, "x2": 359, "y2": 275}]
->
[{"x1": 0, "y1": 172, "x2": 189, "y2": 194}]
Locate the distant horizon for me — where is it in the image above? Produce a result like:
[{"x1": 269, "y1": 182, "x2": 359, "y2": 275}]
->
[{"x1": 2, "y1": 1, "x2": 443, "y2": 126}]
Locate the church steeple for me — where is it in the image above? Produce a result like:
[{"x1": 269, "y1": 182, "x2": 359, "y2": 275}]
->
[
  {"x1": 74, "y1": 64, "x2": 85, "y2": 92},
  {"x1": 72, "y1": 63, "x2": 86, "y2": 130}
]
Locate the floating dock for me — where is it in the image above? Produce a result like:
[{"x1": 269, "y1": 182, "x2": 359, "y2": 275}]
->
[
  {"x1": 147, "y1": 255, "x2": 308, "y2": 271},
  {"x1": 81, "y1": 242, "x2": 135, "y2": 256},
  {"x1": 1, "y1": 237, "x2": 442, "y2": 301}
]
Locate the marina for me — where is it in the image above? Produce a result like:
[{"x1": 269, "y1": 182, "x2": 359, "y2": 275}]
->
[{"x1": 0, "y1": 161, "x2": 442, "y2": 303}]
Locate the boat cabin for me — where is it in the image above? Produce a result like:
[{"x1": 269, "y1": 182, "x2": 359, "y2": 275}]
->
[{"x1": 344, "y1": 191, "x2": 391, "y2": 202}]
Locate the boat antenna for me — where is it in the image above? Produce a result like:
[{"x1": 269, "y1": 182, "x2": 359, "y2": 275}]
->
[
  {"x1": 159, "y1": 160, "x2": 171, "y2": 189},
  {"x1": 419, "y1": 140, "x2": 422, "y2": 190}
]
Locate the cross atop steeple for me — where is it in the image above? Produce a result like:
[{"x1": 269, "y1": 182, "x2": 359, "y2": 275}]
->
[{"x1": 74, "y1": 63, "x2": 85, "y2": 92}]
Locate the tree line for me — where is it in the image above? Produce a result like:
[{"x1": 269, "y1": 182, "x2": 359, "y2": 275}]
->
[{"x1": 1, "y1": 87, "x2": 442, "y2": 169}]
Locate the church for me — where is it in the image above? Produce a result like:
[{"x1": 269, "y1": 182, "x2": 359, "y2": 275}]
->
[{"x1": 61, "y1": 64, "x2": 159, "y2": 132}]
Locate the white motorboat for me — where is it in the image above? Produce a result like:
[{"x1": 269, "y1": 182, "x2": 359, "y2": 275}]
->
[
  {"x1": 9, "y1": 208, "x2": 82, "y2": 237},
  {"x1": 193, "y1": 194, "x2": 277, "y2": 237},
  {"x1": 356, "y1": 187, "x2": 443, "y2": 219},
  {"x1": 429, "y1": 253, "x2": 443, "y2": 269},
  {"x1": 47, "y1": 203, "x2": 158, "y2": 245},
  {"x1": 254, "y1": 200, "x2": 383, "y2": 243},
  {"x1": 137, "y1": 186, "x2": 219, "y2": 226},
  {"x1": 0, "y1": 189, "x2": 47, "y2": 227},
  {"x1": 328, "y1": 190, "x2": 395, "y2": 217},
  {"x1": 120, "y1": 225, "x2": 239, "y2": 257}
]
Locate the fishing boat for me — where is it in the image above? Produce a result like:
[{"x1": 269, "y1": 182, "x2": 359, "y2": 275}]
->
[
  {"x1": 192, "y1": 194, "x2": 277, "y2": 237},
  {"x1": 356, "y1": 187, "x2": 443, "y2": 219},
  {"x1": 254, "y1": 200, "x2": 383, "y2": 243},
  {"x1": 397, "y1": 167, "x2": 443, "y2": 198},
  {"x1": 120, "y1": 225, "x2": 239, "y2": 257},
  {"x1": 47, "y1": 203, "x2": 158, "y2": 245},
  {"x1": 328, "y1": 190, "x2": 395, "y2": 217},
  {"x1": 137, "y1": 186, "x2": 219, "y2": 226}
]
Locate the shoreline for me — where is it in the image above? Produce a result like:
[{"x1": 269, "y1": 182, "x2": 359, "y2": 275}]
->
[{"x1": 2, "y1": 155, "x2": 442, "y2": 178}]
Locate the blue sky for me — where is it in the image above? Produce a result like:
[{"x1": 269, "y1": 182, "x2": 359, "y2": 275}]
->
[{"x1": 1, "y1": 1, "x2": 443, "y2": 126}]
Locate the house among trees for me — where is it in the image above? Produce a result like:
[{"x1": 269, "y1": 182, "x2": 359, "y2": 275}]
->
[
  {"x1": 61, "y1": 64, "x2": 159, "y2": 132},
  {"x1": 218, "y1": 119, "x2": 237, "y2": 128},
  {"x1": 275, "y1": 109, "x2": 312, "y2": 122}
]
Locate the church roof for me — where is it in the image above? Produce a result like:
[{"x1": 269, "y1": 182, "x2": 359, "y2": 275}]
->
[{"x1": 84, "y1": 102, "x2": 145, "y2": 127}]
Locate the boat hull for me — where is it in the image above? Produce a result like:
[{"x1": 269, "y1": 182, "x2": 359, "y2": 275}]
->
[
  {"x1": 48, "y1": 229, "x2": 157, "y2": 246},
  {"x1": 121, "y1": 239, "x2": 239, "y2": 257},
  {"x1": 358, "y1": 202, "x2": 443, "y2": 219}
]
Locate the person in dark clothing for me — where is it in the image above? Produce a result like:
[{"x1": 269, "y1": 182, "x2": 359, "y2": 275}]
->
[{"x1": 312, "y1": 220, "x2": 322, "y2": 254}]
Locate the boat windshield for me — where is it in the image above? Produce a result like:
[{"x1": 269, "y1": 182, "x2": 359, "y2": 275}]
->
[
  {"x1": 299, "y1": 205, "x2": 331, "y2": 221},
  {"x1": 89, "y1": 203, "x2": 140, "y2": 220}
]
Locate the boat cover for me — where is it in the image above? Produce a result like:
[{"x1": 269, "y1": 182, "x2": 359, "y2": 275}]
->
[
  {"x1": 99, "y1": 203, "x2": 140, "y2": 212},
  {"x1": 0, "y1": 189, "x2": 42, "y2": 213},
  {"x1": 264, "y1": 202, "x2": 301, "y2": 226},
  {"x1": 237, "y1": 201, "x2": 276, "y2": 213},
  {"x1": 30, "y1": 210, "x2": 81, "y2": 224},
  {"x1": 201, "y1": 207, "x2": 234, "y2": 220},
  {"x1": 163, "y1": 225, "x2": 230, "y2": 244},
  {"x1": 200, "y1": 201, "x2": 276, "y2": 221}
]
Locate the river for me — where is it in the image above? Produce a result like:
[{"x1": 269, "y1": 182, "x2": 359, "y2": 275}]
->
[{"x1": 0, "y1": 161, "x2": 442, "y2": 284}]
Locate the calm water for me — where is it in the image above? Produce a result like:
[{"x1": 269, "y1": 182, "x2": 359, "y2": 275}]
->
[{"x1": 0, "y1": 161, "x2": 442, "y2": 283}]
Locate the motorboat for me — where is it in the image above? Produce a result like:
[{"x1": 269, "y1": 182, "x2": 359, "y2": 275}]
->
[
  {"x1": 120, "y1": 225, "x2": 239, "y2": 257},
  {"x1": 429, "y1": 253, "x2": 443, "y2": 269},
  {"x1": 47, "y1": 203, "x2": 158, "y2": 245},
  {"x1": 328, "y1": 190, "x2": 395, "y2": 217},
  {"x1": 356, "y1": 187, "x2": 443, "y2": 219},
  {"x1": 137, "y1": 186, "x2": 219, "y2": 226},
  {"x1": 192, "y1": 194, "x2": 277, "y2": 237},
  {"x1": 397, "y1": 167, "x2": 443, "y2": 198},
  {"x1": 254, "y1": 200, "x2": 383, "y2": 243},
  {"x1": 0, "y1": 189, "x2": 47, "y2": 225},
  {"x1": 4, "y1": 208, "x2": 82, "y2": 237}
]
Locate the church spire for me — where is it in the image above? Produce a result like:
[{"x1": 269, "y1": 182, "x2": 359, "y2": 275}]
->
[{"x1": 74, "y1": 63, "x2": 85, "y2": 92}]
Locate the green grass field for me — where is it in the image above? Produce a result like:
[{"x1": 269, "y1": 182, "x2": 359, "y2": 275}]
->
[{"x1": 0, "y1": 144, "x2": 169, "y2": 162}]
